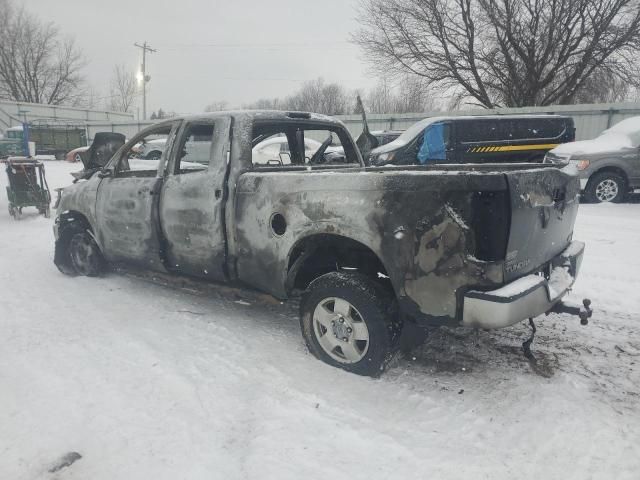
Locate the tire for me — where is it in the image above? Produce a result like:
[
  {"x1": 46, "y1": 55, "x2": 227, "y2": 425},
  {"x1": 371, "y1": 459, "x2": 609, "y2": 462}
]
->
[
  {"x1": 68, "y1": 231, "x2": 105, "y2": 277},
  {"x1": 145, "y1": 151, "x2": 162, "y2": 160},
  {"x1": 584, "y1": 171, "x2": 627, "y2": 203},
  {"x1": 300, "y1": 272, "x2": 401, "y2": 377}
]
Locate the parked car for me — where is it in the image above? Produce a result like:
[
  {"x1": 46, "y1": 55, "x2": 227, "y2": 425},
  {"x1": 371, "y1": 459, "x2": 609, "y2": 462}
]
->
[
  {"x1": 134, "y1": 137, "x2": 167, "y2": 159},
  {"x1": 371, "y1": 130, "x2": 403, "y2": 146},
  {"x1": 65, "y1": 145, "x2": 89, "y2": 163},
  {"x1": 53, "y1": 111, "x2": 589, "y2": 376},
  {"x1": 545, "y1": 117, "x2": 640, "y2": 203},
  {"x1": 369, "y1": 114, "x2": 575, "y2": 166}
]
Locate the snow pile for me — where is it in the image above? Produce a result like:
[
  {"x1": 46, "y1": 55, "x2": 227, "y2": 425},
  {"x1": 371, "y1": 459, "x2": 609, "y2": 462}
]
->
[{"x1": 487, "y1": 275, "x2": 543, "y2": 298}]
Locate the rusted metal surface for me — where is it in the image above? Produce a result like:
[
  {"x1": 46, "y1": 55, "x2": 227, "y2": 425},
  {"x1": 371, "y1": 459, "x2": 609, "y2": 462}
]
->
[{"x1": 54, "y1": 111, "x2": 581, "y2": 328}]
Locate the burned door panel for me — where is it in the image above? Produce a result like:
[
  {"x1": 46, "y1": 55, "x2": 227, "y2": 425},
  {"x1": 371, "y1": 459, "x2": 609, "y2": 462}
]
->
[
  {"x1": 95, "y1": 175, "x2": 165, "y2": 270},
  {"x1": 158, "y1": 117, "x2": 232, "y2": 280},
  {"x1": 93, "y1": 122, "x2": 178, "y2": 270}
]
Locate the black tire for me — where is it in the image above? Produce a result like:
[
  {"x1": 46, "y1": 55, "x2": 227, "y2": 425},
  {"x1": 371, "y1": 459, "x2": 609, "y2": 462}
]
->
[
  {"x1": 300, "y1": 272, "x2": 401, "y2": 377},
  {"x1": 145, "y1": 151, "x2": 162, "y2": 160},
  {"x1": 68, "y1": 231, "x2": 105, "y2": 277},
  {"x1": 584, "y1": 171, "x2": 627, "y2": 203}
]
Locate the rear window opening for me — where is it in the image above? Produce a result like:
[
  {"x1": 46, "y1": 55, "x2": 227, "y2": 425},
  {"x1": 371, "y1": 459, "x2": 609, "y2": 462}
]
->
[{"x1": 251, "y1": 123, "x2": 360, "y2": 168}]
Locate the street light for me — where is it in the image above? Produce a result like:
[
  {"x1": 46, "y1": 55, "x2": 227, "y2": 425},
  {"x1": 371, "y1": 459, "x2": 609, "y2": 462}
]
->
[{"x1": 134, "y1": 41, "x2": 156, "y2": 120}]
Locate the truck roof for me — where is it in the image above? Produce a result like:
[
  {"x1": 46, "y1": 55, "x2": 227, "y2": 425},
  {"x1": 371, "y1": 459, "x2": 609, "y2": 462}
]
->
[{"x1": 157, "y1": 110, "x2": 341, "y2": 125}]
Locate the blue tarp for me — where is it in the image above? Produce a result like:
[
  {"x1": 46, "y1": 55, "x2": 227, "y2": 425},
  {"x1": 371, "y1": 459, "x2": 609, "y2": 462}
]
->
[{"x1": 417, "y1": 123, "x2": 446, "y2": 164}]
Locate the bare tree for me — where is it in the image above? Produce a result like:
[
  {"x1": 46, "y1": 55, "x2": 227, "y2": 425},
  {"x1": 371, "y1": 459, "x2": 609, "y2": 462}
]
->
[
  {"x1": 204, "y1": 100, "x2": 229, "y2": 112},
  {"x1": 0, "y1": 0, "x2": 86, "y2": 105},
  {"x1": 366, "y1": 78, "x2": 395, "y2": 114},
  {"x1": 108, "y1": 64, "x2": 137, "y2": 112},
  {"x1": 353, "y1": 0, "x2": 640, "y2": 107},
  {"x1": 242, "y1": 97, "x2": 286, "y2": 110},
  {"x1": 365, "y1": 75, "x2": 439, "y2": 113},
  {"x1": 286, "y1": 78, "x2": 350, "y2": 115},
  {"x1": 243, "y1": 77, "x2": 351, "y2": 115}
]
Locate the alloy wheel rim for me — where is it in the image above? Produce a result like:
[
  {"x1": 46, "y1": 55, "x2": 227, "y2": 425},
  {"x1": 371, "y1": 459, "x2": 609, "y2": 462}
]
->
[
  {"x1": 595, "y1": 179, "x2": 619, "y2": 202},
  {"x1": 312, "y1": 297, "x2": 369, "y2": 364}
]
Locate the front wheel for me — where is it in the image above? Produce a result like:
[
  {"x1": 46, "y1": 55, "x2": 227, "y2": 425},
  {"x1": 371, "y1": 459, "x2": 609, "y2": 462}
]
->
[
  {"x1": 584, "y1": 171, "x2": 627, "y2": 203},
  {"x1": 300, "y1": 272, "x2": 400, "y2": 377},
  {"x1": 68, "y1": 231, "x2": 105, "y2": 276}
]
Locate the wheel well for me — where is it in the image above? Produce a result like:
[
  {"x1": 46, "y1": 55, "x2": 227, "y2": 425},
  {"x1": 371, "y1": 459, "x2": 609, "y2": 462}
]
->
[
  {"x1": 286, "y1": 234, "x2": 391, "y2": 294},
  {"x1": 59, "y1": 210, "x2": 93, "y2": 233},
  {"x1": 589, "y1": 166, "x2": 629, "y2": 187}
]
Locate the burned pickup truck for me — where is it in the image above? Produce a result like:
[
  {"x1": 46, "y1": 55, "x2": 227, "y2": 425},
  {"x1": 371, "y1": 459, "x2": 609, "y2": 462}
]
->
[{"x1": 54, "y1": 111, "x2": 590, "y2": 376}]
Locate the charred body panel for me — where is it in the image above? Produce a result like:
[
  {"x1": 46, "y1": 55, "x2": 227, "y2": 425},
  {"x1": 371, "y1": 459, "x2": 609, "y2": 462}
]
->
[
  {"x1": 54, "y1": 110, "x2": 584, "y2": 331},
  {"x1": 233, "y1": 168, "x2": 563, "y2": 326}
]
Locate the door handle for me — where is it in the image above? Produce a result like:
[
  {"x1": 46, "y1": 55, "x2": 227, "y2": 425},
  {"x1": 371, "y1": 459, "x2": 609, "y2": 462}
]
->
[
  {"x1": 215, "y1": 189, "x2": 222, "y2": 199},
  {"x1": 138, "y1": 187, "x2": 150, "y2": 195}
]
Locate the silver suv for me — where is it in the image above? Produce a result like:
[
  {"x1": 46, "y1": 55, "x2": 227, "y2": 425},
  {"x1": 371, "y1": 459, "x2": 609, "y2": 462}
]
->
[{"x1": 545, "y1": 117, "x2": 640, "y2": 203}]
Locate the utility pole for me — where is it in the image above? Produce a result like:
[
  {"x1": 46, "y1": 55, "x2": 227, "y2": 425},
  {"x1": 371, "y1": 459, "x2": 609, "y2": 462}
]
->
[{"x1": 134, "y1": 41, "x2": 156, "y2": 120}]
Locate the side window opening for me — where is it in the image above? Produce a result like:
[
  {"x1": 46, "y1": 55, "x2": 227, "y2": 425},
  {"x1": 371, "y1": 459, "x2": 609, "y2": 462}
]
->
[
  {"x1": 251, "y1": 124, "x2": 359, "y2": 168},
  {"x1": 116, "y1": 124, "x2": 173, "y2": 177},
  {"x1": 253, "y1": 133, "x2": 292, "y2": 166},
  {"x1": 174, "y1": 123, "x2": 213, "y2": 174}
]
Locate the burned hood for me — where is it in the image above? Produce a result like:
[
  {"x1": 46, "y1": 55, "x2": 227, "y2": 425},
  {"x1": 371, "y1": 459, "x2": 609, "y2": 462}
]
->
[{"x1": 80, "y1": 132, "x2": 126, "y2": 170}]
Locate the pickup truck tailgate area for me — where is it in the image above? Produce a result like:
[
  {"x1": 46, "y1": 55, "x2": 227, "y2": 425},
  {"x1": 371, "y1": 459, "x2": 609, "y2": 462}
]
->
[{"x1": 504, "y1": 167, "x2": 580, "y2": 281}]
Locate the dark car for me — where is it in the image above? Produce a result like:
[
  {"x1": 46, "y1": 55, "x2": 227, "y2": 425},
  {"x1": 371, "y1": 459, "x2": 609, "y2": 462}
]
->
[{"x1": 369, "y1": 115, "x2": 575, "y2": 166}]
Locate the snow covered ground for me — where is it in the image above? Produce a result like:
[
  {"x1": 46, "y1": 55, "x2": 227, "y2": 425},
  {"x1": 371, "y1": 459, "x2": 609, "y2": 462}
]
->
[{"x1": 1, "y1": 161, "x2": 639, "y2": 480}]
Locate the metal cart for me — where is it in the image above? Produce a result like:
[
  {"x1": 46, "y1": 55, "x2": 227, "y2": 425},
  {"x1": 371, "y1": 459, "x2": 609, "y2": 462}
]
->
[{"x1": 4, "y1": 157, "x2": 51, "y2": 219}]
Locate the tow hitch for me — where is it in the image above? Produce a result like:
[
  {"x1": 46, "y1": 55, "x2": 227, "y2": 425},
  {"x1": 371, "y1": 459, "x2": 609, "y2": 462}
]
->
[
  {"x1": 550, "y1": 298, "x2": 593, "y2": 325},
  {"x1": 523, "y1": 299, "x2": 593, "y2": 362}
]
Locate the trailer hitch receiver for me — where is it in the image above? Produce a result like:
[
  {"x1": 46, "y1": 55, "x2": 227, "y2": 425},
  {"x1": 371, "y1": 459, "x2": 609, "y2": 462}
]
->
[{"x1": 550, "y1": 298, "x2": 593, "y2": 325}]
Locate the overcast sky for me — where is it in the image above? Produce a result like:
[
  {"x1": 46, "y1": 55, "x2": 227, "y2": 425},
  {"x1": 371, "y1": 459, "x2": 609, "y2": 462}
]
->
[{"x1": 22, "y1": 0, "x2": 375, "y2": 117}]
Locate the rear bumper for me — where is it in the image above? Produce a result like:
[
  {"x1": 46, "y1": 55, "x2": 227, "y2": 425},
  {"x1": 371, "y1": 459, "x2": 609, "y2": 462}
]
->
[{"x1": 462, "y1": 241, "x2": 584, "y2": 329}]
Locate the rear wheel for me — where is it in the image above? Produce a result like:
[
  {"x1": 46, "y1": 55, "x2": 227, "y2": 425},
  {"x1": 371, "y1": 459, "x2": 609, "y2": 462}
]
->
[
  {"x1": 584, "y1": 171, "x2": 627, "y2": 203},
  {"x1": 300, "y1": 272, "x2": 400, "y2": 376},
  {"x1": 68, "y1": 232, "x2": 105, "y2": 276}
]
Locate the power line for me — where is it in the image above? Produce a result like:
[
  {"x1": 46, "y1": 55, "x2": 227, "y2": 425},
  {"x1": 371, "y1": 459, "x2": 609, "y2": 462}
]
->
[{"x1": 156, "y1": 41, "x2": 353, "y2": 50}]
